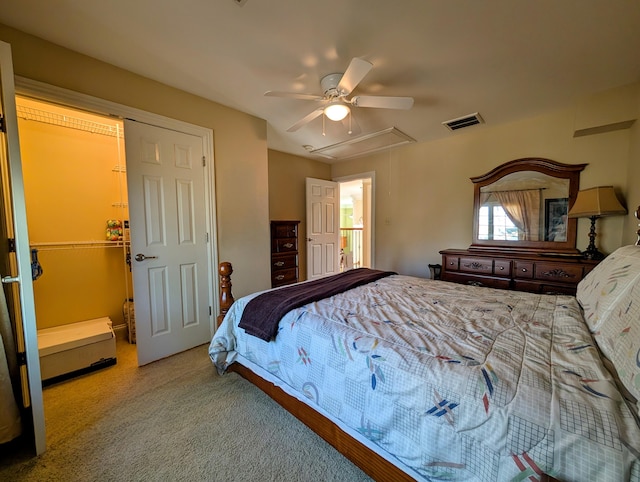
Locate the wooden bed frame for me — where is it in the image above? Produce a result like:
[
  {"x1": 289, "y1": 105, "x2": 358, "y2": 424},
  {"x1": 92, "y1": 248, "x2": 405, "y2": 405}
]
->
[{"x1": 214, "y1": 199, "x2": 640, "y2": 481}]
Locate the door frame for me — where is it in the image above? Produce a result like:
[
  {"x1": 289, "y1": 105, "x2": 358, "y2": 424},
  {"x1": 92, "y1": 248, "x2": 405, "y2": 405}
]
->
[
  {"x1": 13, "y1": 77, "x2": 220, "y2": 348},
  {"x1": 334, "y1": 171, "x2": 376, "y2": 269}
]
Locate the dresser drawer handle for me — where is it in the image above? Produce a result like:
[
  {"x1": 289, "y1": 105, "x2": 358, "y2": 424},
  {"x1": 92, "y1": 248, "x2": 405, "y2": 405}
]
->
[
  {"x1": 521, "y1": 268, "x2": 528, "y2": 272},
  {"x1": 449, "y1": 261, "x2": 455, "y2": 266},
  {"x1": 275, "y1": 275, "x2": 285, "y2": 281},
  {"x1": 498, "y1": 266, "x2": 505, "y2": 271},
  {"x1": 283, "y1": 243, "x2": 294, "y2": 249},
  {"x1": 274, "y1": 261, "x2": 285, "y2": 267}
]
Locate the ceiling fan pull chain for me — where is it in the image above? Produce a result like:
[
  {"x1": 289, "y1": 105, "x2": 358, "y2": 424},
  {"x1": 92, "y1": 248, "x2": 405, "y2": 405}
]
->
[{"x1": 322, "y1": 114, "x2": 326, "y2": 136}]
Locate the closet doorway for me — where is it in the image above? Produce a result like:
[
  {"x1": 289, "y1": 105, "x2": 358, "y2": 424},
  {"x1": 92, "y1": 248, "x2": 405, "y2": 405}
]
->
[
  {"x1": 16, "y1": 97, "x2": 133, "y2": 356},
  {"x1": 16, "y1": 91, "x2": 217, "y2": 370}
]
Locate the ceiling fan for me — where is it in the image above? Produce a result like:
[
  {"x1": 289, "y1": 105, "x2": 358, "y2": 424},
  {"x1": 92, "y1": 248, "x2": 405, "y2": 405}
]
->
[{"x1": 265, "y1": 57, "x2": 414, "y2": 133}]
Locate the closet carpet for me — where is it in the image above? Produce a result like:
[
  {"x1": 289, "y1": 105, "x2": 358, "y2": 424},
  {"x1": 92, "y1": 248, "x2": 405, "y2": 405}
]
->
[{"x1": 0, "y1": 340, "x2": 371, "y2": 481}]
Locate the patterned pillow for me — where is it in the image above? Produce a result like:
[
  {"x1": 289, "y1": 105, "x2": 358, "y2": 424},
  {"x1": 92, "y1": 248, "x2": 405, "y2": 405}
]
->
[
  {"x1": 590, "y1": 276, "x2": 640, "y2": 412},
  {"x1": 576, "y1": 245, "x2": 640, "y2": 332}
]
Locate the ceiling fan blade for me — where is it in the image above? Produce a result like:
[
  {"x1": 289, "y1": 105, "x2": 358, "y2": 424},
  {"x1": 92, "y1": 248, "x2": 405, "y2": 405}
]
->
[
  {"x1": 337, "y1": 58, "x2": 373, "y2": 95},
  {"x1": 265, "y1": 91, "x2": 324, "y2": 101},
  {"x1": 286, "y1": 108, "x2": 324, "y2": 132},
  {"x1": 351, "y1": 95, "x2": 414, "y2": 110}
]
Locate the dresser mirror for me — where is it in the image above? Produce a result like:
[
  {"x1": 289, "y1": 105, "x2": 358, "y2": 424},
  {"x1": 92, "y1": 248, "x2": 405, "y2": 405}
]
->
[{"x1": 470, "y1": 158, "x2": 586, "y2": 253}]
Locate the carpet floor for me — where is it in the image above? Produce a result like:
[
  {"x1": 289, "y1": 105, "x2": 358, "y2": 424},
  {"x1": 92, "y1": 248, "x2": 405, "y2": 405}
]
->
[{"x1": 0, "y1": 340, "x2": 372, "y2": 481}]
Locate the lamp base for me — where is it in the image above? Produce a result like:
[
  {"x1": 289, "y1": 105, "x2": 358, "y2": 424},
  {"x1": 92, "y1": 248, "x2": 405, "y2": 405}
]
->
[
  {"x1": 581, "y1": 215, "x2": 605, "y2": 260},
  {"x1": 581, "y1": 246, "x2": 605, "y2": 260}
]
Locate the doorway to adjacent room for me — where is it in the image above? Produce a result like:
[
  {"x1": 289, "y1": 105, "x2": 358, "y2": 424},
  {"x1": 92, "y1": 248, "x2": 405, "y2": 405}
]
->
[{"x1": 337, "y1": 173, "x2": 374, "y2": 270}]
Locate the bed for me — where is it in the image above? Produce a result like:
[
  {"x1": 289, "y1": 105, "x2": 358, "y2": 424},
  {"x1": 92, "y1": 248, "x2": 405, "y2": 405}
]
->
[{"x1": 209, "y1": 209, "x2": 640, "y2": 482}]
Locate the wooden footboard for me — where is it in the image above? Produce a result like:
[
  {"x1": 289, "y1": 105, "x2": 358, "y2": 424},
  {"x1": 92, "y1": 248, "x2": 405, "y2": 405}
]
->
[{"x1": 216, "y1": 262, "x2": 560, "y2": 482}]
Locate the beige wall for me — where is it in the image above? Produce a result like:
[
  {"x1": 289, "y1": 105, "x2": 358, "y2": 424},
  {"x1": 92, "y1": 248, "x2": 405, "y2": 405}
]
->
[
  {"x1": 268, "y1": 149, "x2": 331, "y2": 281},
  {"x1": 0, "y1": 24, "x2": 270, "y2": 298},
  {"x1": 332, "y1": 82, "x2": 640, "y2": 277}
]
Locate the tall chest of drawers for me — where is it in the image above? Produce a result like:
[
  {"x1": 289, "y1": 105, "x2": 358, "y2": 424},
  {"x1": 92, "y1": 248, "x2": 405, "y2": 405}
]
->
[
  {"x1": 439, "y1": 248, "x2": 599, "y2": 295},
  {"x1": 270, "y1": 220, "x2": 300, "y2": 288}
]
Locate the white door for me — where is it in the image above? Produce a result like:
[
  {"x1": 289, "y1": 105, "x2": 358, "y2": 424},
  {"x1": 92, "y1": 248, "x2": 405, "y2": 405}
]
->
[
  {"x1": 124, "y1": 119, "x2": 212, "y2": 365},
  {"x1": 0, "y1": 41, "x2": 45, "y2": 454},
  {"x1": 306, "y1": 177, "x2": 340, "y2": 280}
]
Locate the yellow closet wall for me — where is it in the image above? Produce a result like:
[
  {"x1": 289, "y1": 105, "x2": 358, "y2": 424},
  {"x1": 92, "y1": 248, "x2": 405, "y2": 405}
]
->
[{"x1": 17, "y1": 99, "x2": 130, "y2": 330}]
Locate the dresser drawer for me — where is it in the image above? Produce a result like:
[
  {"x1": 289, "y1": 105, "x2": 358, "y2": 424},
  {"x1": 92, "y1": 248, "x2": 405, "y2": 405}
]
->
[
  {"x1": 442, "y1": 272, "x2": 511, "y2": 290},
  {"x1": 272, "y1": 223, "x2": 298, "y2": 238},
  {"x1": 272, "y1": 237, "x2": 298, "y2": 253},
  {"x1": 514, "y1": 261, "x2": 534, "y2": 279},
  {"x1": 271, "y1": 268, "x2": 298, "y2": 287},
  {"x1": 513, "y1": 280, "x2": 578, "y2": 296},
  {"x1": 493, "y1": 260, "x2": 511, "y2": 276},
  {"x1": 271, "y1": 254, "x2": 298, "y2": 270},
  {"x1": 444, "y1": 256, "x2": 460, "y2": 271},
  {"x1": 459, "y1": 257, "x2": 493, "y2": 275},
  {"x1": 534, "y1": 262, "x2": 583, "y2": 283}
]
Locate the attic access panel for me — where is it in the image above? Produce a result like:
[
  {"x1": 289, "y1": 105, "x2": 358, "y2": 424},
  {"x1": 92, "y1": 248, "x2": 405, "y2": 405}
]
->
[{"x1": 311, "y1": 127, "x2": 415, "y2": 160}]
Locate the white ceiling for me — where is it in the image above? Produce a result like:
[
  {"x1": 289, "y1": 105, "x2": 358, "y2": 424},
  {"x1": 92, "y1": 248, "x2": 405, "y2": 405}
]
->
[{"x1": 1, "y1": 0, "x2": 639, "y2": 162}]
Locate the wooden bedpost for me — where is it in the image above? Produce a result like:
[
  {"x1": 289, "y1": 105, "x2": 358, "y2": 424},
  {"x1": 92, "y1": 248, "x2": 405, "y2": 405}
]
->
[
  {"x1": 217, "y1": 261, "x2": 234, "y2": 328},
  {"x1": 636, "y1": 205, "x2": 640, "y2": 246}
]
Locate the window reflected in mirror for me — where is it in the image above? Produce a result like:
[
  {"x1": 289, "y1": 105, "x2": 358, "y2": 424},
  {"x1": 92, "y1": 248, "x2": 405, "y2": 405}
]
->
[{"x1": 478, "y1": 205, "x2": 521, "y2": 241}]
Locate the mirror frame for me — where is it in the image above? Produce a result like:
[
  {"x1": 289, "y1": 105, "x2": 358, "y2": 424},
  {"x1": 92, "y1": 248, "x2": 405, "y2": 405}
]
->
[{"x1": 470, "y1": 158, "x2": 587, "y2": 253}]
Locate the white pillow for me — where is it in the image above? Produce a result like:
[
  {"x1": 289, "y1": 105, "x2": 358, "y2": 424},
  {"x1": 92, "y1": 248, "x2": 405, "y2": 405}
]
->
[
  {"x1": 576, "y1": 245, "x2": 640, "y2": 332},
  {"x1": 590, "y1": 277, "x2": 640, "y2": 416}
]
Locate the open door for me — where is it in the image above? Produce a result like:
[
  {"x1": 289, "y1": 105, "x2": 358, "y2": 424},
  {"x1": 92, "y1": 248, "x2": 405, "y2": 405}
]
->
[
  {"x1": 306, "y1": 178, "x2": 340, "y2": 280},
  {"x1": 0, "y1": 41, "x2": 45, "y2": 454},
  {"x1": 124, "y1": 119, "x2": 213, "y2": 365}
]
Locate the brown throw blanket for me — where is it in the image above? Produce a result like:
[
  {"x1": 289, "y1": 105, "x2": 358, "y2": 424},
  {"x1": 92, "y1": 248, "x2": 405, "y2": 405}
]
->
[{"x1": 238, "y1": 268, "x2": 396, "y2": 341}]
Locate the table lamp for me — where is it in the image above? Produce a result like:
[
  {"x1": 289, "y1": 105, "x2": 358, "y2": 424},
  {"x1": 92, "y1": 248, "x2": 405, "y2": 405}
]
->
[{"x1": 567, "y1": 186, "x2": 627, "y2": 260}]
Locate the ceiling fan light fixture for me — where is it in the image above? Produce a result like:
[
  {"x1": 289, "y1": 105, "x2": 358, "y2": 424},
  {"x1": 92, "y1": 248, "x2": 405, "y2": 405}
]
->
[{"x1": 324, "y1": 102, "x2": 350, "y2": 121}]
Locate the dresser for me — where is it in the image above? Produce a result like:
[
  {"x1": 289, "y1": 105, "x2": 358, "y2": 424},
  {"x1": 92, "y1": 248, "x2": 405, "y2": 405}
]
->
[
  {"x1": 270, "y1": 220, "x2": 300, "y2": 288},
  {"x1": 439, "y1": 249, "x2": 599, "y2": 295}
]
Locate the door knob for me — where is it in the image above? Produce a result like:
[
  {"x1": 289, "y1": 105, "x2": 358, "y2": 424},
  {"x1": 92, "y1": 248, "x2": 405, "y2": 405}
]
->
[{"x1": 135, "y1": 253, "x2": 158, "y2": 262}]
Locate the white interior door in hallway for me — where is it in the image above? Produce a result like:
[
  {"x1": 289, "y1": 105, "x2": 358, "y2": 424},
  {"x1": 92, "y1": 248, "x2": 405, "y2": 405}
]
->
[
  {"x1": 306, "y1": 177, "x2": 340, "y2": 280},
  {"x1": 125, "y1": 119, "x2": 213, "y2": 365}
]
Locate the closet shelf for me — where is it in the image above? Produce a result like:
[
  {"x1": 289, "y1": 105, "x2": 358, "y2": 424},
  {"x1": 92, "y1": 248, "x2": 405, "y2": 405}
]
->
[
  {"x1": 16, "y1": 104, "x2": 123, "y2": 138},
  {"x1": 31, "y1": 240, "x2": 129, "y2": 251}
]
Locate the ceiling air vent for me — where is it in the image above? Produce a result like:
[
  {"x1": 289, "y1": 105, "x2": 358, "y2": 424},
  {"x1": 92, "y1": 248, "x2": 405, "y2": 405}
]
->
[{"x1": 442, "y1": 112, "x2": 484, "y2": 131}]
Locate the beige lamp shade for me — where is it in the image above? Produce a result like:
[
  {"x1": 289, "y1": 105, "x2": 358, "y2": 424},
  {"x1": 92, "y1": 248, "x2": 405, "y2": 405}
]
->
[{"x1": 568, "y1": 186, "x2": 627, "y2": 218}]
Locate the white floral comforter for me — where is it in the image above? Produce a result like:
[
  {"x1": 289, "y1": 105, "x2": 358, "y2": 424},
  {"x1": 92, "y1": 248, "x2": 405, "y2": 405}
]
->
[{"x1": 209, "y1": 275, "x2": 640, "y2": 481}]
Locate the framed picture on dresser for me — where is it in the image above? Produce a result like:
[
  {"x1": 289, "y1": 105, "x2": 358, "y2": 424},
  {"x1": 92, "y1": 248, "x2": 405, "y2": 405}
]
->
[{"x1": 544, "y1": 197, "x2": 569, "y2": 241}]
